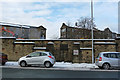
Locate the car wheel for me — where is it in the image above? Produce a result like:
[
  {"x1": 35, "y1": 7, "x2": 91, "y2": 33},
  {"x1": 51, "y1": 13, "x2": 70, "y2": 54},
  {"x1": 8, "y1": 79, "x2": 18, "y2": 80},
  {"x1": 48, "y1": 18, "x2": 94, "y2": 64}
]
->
[
  {"x1": 44, "y1": 62, "x2": 51, "y2": 68},
  {"x1": 20, "y1": 61, "x2": 27, "y2": 67},
  {"x1": 102, "y1": 63, "x2": 110, "y2": 70}
]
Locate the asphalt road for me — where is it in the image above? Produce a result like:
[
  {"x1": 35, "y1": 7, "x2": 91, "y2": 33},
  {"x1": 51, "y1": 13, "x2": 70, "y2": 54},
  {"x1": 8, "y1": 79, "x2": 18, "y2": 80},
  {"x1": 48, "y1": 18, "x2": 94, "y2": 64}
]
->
[{"x1": 1, "y1": 67, "x2": 120, "y2": 80}]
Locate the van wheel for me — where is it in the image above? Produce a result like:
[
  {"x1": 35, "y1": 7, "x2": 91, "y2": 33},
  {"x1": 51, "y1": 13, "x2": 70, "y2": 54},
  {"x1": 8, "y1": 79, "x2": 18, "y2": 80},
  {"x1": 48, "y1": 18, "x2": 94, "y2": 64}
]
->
[
  {"x1": 102, "y1": 63, "x2": 110, "y2": 70},
  {"x1": 20, "y1": 61, "x2": 27, "y2": 67},
  {"x1": 44, "y1": 62, "x2": 51, "y2": 68}
]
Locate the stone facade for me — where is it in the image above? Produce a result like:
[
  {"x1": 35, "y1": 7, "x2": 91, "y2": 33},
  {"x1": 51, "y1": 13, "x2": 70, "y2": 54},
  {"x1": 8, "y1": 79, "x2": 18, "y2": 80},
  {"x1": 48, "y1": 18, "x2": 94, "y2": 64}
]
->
[
  {"x1": 1, "y1": 37, "x2": 119, "y2": 63},
  {"x1": 0, "y1": 22, "x2": 46, "y2": 39},
  {"x1": 60, "y1": 23, "x2": 117, "y2": 39},
  {"x1": 116, "y1": 37, "x2": 120, "y2": 52}
]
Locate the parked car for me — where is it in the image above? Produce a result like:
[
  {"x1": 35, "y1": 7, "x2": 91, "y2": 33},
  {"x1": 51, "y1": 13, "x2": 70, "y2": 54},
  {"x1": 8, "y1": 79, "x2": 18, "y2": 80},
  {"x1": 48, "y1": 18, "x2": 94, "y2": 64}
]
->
[
  {"x1": 18, "y1": 51, "x2": 55, "y2": 68},
  {"x1": 0, "y1": 53, "x2": 8, "y2": 65},
  {"x1": 95, "y1": 52, "x2": 120, "y2": 69}
]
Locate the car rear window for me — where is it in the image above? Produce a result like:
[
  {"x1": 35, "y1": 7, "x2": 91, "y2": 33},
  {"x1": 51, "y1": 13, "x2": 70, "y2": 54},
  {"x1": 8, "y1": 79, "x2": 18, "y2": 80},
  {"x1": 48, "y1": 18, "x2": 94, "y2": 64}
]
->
[
  {"x1": 49, "y1": 52, "x2": 53, "y2": 56},
  {"x1": 103, "y1": 53, "x2": 108, "y2": 58}
]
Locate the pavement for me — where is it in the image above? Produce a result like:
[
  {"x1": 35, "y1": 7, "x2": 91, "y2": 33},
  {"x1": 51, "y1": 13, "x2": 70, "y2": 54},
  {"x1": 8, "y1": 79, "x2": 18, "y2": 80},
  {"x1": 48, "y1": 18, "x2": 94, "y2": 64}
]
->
[{"x1": 0, "y1": 61, "x2": 120, "y2": 71}]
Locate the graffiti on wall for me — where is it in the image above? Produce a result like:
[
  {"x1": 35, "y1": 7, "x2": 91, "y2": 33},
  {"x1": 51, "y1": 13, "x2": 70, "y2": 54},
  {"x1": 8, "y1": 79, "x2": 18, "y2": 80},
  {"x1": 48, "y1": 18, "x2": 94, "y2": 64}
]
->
[
  {"x1": 0, "y1": 27, "x2": 24, "y2": 39},
  {"x1": 0, "y1": 27, "x2": 15, "y2": 37}
]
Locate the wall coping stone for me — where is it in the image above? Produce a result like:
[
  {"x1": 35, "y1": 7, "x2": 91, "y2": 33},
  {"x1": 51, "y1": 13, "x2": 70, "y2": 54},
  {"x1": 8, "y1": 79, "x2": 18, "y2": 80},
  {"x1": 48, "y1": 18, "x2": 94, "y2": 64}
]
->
[
  {"x1": 33, "y1": 47, "x2": 46, "y2": 50},
  {"x1": 80, "y1": 48, "x2": 92, "y2": 50},
  {"x1": 74, "y1": 42, "x2": 80, "y2": 45},
  {"x1": 16, "y1": 39, "x2": 115, "y2": 41},
  {"x1": 94, "y1": 42, "x2": 116, "y2": 45},
  {"x1": 0, "y1": 37, "x2": 16, "y2": 39},
  {"x1": 14, "y1": 42, "x2": 35, "y2": 44},
  {"x1": 48, "y1": 42, "x2": 54, "y2": 44}
]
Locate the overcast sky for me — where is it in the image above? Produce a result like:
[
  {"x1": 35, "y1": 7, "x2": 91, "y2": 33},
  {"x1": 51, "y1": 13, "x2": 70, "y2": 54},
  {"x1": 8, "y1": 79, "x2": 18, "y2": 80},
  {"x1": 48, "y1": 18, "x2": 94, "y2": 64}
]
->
[{"x1": 0, "y1": 0, "x2": 119, "y2": 39}]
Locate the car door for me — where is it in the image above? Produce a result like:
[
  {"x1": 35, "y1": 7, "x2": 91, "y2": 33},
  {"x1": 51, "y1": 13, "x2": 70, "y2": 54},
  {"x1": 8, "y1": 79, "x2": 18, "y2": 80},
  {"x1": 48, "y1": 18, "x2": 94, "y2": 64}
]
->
[
  {"x1": 26, "y1": 52, "x2": 41, "y2": 64},
  {"x1": 39, "y1": 52, "x2": 48, "y2": 64},
  {"x1": 109, "y1": 53, "x2": 118, "y2": 67}
]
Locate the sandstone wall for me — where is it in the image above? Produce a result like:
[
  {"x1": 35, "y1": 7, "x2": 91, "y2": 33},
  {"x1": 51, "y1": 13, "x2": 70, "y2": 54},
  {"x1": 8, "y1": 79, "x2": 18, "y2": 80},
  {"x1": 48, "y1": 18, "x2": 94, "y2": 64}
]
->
[
  {"x1": 1, "y1": 38, "x2": 119, "y2": 63},
  {"x1": 116, "y1": 38, "x2": 120, "y2": 52}
]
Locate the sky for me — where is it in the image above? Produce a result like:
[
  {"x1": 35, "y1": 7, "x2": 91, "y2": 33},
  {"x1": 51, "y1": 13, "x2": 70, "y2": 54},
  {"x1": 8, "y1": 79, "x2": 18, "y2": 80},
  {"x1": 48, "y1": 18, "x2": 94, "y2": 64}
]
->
[{"x1": 0, "y1": 0, "x2": 119, "y2": 39}]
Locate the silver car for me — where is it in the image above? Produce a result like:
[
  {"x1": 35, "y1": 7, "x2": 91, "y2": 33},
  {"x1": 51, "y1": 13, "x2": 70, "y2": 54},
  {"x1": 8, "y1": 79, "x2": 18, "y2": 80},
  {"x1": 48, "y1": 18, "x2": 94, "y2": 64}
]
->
[
  {"x1": 95, "y1": 52, "x2": 120, "y2": 69},
  {"x1": 18, "y1": 51, "x2": 55, "y2": 68}
]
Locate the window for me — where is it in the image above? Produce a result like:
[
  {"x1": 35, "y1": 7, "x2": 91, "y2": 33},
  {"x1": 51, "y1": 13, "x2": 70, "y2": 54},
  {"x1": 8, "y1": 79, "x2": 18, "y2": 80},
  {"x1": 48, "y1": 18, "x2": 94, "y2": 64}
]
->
[
  {"x1": 49, "y1": 52, "x2": 53, "y2": 56},
  {"x1": 107, "y1": 54, "x2": 111, "y2": 58},
  {"x1": 103, "y1": 53, "x2": 111, "y2": 58},
  {"x1": 28, "y1": 52, "x2": 40, "y2": 57},
  {"x1": 62, "y1": 28, "x2": 66, "y2": 32},
  {"x1": 116, "y1": 53, "x2": 120, "y2": 58},
  {"x1": 60, "y1": 44, "x2": 68, "y2": 50},
  {"x1": 110, "y1": 53, "x2": 117, "y2": 58},
  {"x1": 40, "y1": 52, "x2": 47, "y2": 56},
  {"x1": 103, "y1": 54, "x2": 108, "y2": 58},
  {"x1": 104, "y1": 53, "x2": 117, "y2": 58},
  {"x1": 40, "y1": 35, "x2": 44, "y2": 39}
]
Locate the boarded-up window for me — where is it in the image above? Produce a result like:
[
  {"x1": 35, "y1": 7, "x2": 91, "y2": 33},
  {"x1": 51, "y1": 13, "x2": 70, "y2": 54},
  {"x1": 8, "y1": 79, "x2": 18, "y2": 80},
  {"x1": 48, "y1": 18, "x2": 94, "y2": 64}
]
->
[{"x1": 60, "y1": 44, "x2": 68, "y2": 50}]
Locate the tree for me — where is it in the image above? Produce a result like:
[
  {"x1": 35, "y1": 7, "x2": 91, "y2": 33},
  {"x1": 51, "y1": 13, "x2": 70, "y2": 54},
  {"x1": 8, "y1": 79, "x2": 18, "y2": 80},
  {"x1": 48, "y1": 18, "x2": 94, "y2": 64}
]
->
[
  {"x1": 74, "y1": 17, "x2": 96, "y2": 39},
  {"x1": 75, "y1": 17, "x2": 96, "y2": 29}
]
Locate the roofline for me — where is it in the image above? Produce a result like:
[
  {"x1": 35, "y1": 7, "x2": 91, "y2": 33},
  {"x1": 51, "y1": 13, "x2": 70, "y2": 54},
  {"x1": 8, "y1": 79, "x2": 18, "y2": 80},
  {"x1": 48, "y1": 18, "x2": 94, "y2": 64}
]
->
[
  {"x1": 0, "y1": 22, "x2": 45, "y2": 29},
  {"x1": 0, "y1": 37, "x2": 16, "y2": 39},
  {"x1": 60, "y1": 23, "x2": 117, "y2": 34},
  {"x1": 0, "y1": 37, "x2": 115, "y2": 41},
  {"x1": 16, "y1": 39, "x2": 115, "y2": 41}
]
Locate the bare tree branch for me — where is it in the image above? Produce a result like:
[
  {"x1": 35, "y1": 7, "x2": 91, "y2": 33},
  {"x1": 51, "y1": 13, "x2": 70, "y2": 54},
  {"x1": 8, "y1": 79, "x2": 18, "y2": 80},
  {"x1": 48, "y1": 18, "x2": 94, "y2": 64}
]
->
[{"x1": 76, "y1": 17, "x2": 96, "y2": 29}]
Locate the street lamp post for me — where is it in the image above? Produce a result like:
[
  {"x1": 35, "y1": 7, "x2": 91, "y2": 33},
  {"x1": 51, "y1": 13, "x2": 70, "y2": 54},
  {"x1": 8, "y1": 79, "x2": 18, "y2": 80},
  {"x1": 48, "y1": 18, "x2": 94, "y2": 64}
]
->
[{"x1": 91, "y1": 0, "x2": 94, "y2": 64}]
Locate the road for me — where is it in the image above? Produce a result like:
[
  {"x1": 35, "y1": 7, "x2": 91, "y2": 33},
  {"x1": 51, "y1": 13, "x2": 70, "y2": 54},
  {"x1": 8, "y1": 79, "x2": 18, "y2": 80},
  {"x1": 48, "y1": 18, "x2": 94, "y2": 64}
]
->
[{"x1": 1, "y1": 67, "x2": 120, "y2": 80}]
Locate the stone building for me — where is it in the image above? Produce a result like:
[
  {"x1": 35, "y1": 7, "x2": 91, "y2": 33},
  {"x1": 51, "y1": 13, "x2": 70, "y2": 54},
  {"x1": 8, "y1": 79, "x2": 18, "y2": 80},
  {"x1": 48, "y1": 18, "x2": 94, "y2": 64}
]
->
[
  {"x1": 1, "y1": 37, "x2": 119, "y2": 63},
  {"x1": 0, "y1": 22, "x2": 46, "y2": 39},
  {"x1": 60, "y1": 23, "x2": 117, "y2": 39}
]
